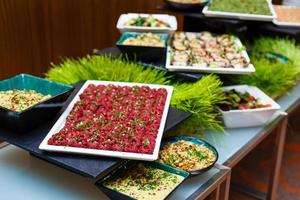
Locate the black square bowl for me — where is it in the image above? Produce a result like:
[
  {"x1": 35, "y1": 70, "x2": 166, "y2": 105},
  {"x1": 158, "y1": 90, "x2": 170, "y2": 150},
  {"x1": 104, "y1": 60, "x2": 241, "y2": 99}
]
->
[
  {"x1": 96, "y1": 161, "x2": 189, "y2": 200},
  {"x1": 116, "y1": 32, "x2": 168, "y2": 62},
  {"x1": 0, "y1": 74, "x2": 74, "y2": 132}
]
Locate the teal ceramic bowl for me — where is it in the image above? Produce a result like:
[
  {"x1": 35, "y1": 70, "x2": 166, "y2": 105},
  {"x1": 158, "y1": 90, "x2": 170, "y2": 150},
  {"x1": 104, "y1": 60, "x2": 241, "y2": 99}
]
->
[
  {"x1": 0, "y1": 74, "x2": 74, "y2": 131},
  {"x1": 116, "y1": 32, "x2": 169, "y2": 62},
  {"x1": 159, "y1": 136, "x2": 218, "y2": 175}
]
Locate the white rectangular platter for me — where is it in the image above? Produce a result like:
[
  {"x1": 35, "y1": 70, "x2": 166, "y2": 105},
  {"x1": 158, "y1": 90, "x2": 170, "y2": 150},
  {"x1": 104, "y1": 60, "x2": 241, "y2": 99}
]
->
[
  {"x1": 39, "y1": 80, "x2": 173, "y2": 161},
  {"x1": 202, "y1": 0, "x2": 276, "y2": 22},
  {"x1": 165, "y1": 33, "x2": 256, "y2": 74},
  {"x1": 116, "y1": 13, "x2": 177, "y2": 34}
]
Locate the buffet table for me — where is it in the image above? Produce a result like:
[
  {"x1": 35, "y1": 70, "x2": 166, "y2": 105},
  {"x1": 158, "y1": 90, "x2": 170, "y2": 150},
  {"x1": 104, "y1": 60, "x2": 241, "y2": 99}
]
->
[
  {"x1": 0, "y1": 79, "x2": 293, "y2": 199},
  {"x1": 1, "y1": 79, "x2": 298, "y2": 199},
  {"x1": 0, "y1": 145, "x2": 230, "y2": 200}
]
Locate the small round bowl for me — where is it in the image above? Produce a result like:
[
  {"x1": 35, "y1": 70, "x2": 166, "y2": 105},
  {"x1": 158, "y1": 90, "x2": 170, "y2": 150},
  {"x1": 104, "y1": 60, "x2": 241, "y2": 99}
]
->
[
  {"x1": 159, "y1": 136, "x2": 218, "y2": 176},
  {"x1": 164, "y1": 0, "x2": 209, "y2": 10}
]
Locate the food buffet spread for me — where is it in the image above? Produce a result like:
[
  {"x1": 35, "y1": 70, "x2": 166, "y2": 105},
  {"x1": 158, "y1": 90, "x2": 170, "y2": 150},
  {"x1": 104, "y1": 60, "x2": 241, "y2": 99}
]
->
[{"x1": 1, "y1": 0, "x2": 300, "y2": 199}]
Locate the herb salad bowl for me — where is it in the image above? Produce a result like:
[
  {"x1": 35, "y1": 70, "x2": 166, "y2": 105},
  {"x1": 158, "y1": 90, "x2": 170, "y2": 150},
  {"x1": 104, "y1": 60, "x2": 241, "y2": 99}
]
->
[
  {"x1": 158, "y1": 136, "x2": 219, "y2": 176},
  {"x1": 0, "y1": 74, "x2": 74, "y2": 132}
]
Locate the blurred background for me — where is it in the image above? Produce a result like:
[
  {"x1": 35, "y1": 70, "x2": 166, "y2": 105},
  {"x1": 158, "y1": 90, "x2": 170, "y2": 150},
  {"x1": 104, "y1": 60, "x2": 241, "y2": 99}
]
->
[{"x1": 0, "y1": 0, "x2": 184, "y2": 79}]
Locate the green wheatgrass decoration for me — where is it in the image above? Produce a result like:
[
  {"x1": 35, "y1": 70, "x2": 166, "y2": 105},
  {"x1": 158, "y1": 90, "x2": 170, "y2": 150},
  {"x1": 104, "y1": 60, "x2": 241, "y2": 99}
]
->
[
  {"x1": 231, "y1": 37, "x2": 300, "y2": 99},
  {"x1": 208, "y1": 0, "x2": 272, "y2": 15},
  {"x1": 47, "y1": 55, "x2": 225, "y2": 132},
  {"x1": 251, "y1": 37, "x2": 300, "y2": 71}
]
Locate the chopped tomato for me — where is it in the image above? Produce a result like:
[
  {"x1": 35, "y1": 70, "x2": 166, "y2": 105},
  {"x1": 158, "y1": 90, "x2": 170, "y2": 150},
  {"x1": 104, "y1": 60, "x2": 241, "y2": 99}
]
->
[
  {"x1": 48, "y1": 84, "x2": 167, "y2": 154},
  {"x1": 239, "y1": 103, "x2": 251, "y2": 110}
]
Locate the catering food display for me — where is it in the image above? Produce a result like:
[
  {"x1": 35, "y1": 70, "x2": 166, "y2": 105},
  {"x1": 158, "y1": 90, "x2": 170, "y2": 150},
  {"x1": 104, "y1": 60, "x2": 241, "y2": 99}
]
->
[
  {"x1": 166, "y1": 31, "x2": 255, "y2": 74},
  {"x1": 203, "y1": 0, "x2": 276, "y2": 21},
  {"x1": 122, "y1": 32, "x2": 165, "y2": 47},
  {"x1": 117, "y1": 13, "x2": 177, "y2": 34},
  {"x1": 3, "y1": 6, "x2": 298, "y2": 199},
  {"x1": 101, "y1": 163, "x2": 187, "y2": 200},
  {"x1": 273, "y1": 5, "x2": 300, "y2": 27},
  {"x1": 218, "y1": 85, "x2": 280, "y2": 128},
  {"x1": 39, "y1": 80, "x2": 173, "y2": 161},
  {"x1": 0, "y1": 89, "x2": 51, "y2": 112}
]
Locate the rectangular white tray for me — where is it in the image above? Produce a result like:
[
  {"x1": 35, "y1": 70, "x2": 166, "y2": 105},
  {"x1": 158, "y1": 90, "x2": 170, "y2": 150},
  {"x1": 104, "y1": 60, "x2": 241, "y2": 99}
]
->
[
  {"x1": 219, "y1": 85, "x2": 280, "y2": 128},
  {"x1": 116, "y1": 13, "x2": 177, "y2": 35},
  {"x1": 165, "y1": 33, "x2": 256, "y2": 74},
  {"x1": 202, "y1": 0, "x2": 276, "y2": 22},
  {"x1": 273, "y1": 6, "x2": 300, "y2": 27},
  {"x1": 39, "y1": 80, "x2": 173, "y2": 161}
]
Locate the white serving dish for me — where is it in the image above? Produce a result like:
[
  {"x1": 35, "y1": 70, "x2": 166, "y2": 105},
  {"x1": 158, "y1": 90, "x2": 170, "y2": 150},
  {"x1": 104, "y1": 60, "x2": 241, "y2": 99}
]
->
[
  {"x1": 219, "y1": 85, "x2": 280, "y2": 128},
  {"x1": 116, "y1": 13, "x2": 177, "y2": 35},
  {"x1": 273, "y1": 6, "x2": 300, "y2": 27},
  {"x1": 39, "y1": 80, "x2": 173, "y2": 161},
  {"x1": 165, "y1": 33, "x2": 256, "y2": 74},
  {"x1": 202, "y1": 0, "x2": 276, "y2": 21}
]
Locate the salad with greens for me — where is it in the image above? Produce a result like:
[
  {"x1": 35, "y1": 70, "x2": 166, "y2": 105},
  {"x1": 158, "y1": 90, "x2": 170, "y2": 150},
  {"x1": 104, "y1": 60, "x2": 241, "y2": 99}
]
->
[
  {"x1": 125, "y1": 16, "x2": 171, "y2": 28},
  {"x1": 219, "y1": 89, "x2": 271, "y2": 111}
]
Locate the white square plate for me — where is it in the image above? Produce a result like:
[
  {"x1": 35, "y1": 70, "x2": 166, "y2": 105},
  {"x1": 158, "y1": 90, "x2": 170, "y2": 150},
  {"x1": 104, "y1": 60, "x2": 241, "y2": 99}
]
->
[
  {"x1": 39, "y1": 80, "x2": 173, "y2": 161},
  {"x1": 165, "y1": 33, "x2": 256, "y2": 74},
  {"x1": 116, "y1": 13, "x2": 177, "y2": 34},
  {"x1": 219, "y1": 85, "x2": 280, "y2": 128},
  {"x1": 202, "y1": 0, "x2": 276, "y2": 21}
]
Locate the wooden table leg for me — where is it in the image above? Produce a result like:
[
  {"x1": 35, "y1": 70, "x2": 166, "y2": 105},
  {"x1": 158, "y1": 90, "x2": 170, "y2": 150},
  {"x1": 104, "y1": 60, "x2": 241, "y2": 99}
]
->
[{"x1": 267, "y1": 114, "x2": 288, "y2": 200}]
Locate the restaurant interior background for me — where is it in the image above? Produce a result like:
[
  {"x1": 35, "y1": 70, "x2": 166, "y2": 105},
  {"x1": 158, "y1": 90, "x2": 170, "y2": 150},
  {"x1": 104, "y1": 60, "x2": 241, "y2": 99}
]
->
[
  {"x1": 0, "y1": 0, "x2": 184, "y2": 79},
  {"x1": 1, "y1": 0, "x2": 300, "y2": 199}
]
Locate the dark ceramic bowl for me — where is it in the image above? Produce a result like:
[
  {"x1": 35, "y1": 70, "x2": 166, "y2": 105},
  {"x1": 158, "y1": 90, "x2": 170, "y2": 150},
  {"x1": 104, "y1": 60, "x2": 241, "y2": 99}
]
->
[
  {"x1": 164, "y1": 0, "x2": 209, "y2": 10},
  {"x1": 159, "y1": 136, "x2": 218, "y2": 176},
  {"x1": 116, "y1": 32, "x2": 168, "y2": 62},
  {"x1": 0, "y1": 74, "x2": 74, "y2": 132},
  {"x1": 96, "y1": 161, "x2": 189, "y2": 200}
]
